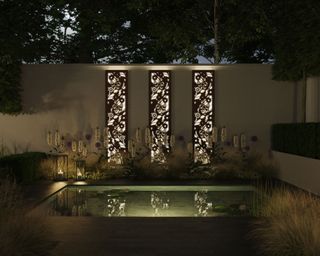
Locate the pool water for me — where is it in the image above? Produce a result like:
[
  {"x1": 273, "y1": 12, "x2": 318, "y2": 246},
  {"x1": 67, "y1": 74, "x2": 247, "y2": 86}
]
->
[{"x1": 42, "y1": 185, "x2": 255, "y2": 217}]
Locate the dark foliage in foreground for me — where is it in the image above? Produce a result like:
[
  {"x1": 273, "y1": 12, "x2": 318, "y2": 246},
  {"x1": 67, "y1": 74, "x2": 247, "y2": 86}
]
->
[{"x1": 0, "y1": 179, "x2": 55, "y2": 256}]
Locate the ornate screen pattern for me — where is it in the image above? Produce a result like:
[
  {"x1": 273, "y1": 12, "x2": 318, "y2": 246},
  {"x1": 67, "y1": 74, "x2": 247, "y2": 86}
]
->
[
  {"x1": 105, "y1": 71, "x2": 128, "y2": 163},
  {"x1": 192, "y1": 71, "x2": 214, "y2": 164},
  {"x1": 149, "y1": 71, "x2": 171, "y2": 163}
]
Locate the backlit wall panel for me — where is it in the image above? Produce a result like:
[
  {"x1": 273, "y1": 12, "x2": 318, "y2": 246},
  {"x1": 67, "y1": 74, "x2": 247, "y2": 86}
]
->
[
  {"x1": 149, "y1": 71, "x2": 171, "y2": 163},
  {"x1": 192, "y1": 71, "x2": 214, "y2": 164},
  {"x1": 105, "y1": 71, "x2": 128, "y2": 163}
]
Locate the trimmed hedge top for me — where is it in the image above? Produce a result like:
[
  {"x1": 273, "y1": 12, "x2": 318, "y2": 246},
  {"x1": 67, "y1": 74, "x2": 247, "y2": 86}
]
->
[{"x1": 271, "y1": 123, "x2": 320, "y2": 159}]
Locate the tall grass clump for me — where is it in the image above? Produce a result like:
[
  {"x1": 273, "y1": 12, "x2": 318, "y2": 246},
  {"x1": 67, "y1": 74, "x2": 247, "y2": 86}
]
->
[
  {"x1": 251, "y1": 186, "x2": 320, "y2": 256},
  {"x1": 0, "y1": 179, "x2": 54, "y2": 256}
]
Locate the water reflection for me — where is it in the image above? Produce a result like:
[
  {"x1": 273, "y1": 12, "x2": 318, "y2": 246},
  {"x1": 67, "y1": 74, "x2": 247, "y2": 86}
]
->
[
  {"x1": 46, "y1": 187, "x2": 252, "y2": 217},
  {"x1": 150, "y1": 192, "x2": 170, "y2": 216},
  {"x1": 194, "y1": 191, "x2": 213, "y2": 216},
  {"x1": 104, "y1": 194, "x2": 126, "y2": 216},
  {"x1": 49, "y1": 189, "x2": 88, "y2": 216}
]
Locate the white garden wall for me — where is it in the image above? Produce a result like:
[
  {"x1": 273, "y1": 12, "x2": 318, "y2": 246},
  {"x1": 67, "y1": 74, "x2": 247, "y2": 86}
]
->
[
  {"x1": 0, "y1": 64, "x2": 295, "y2": 153},
  {"x1": 272, "y1": 151, "x2": 320, "y2": 195}
]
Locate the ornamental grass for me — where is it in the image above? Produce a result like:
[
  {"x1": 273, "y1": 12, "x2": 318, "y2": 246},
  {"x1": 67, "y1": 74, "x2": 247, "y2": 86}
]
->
[{"x1": 251, "y1": 187, "x2": 320, "y2": 256}]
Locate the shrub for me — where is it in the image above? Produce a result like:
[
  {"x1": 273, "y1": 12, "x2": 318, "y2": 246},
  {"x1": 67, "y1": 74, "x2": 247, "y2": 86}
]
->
[
  {"x1": 271, "y1": 123, "x2": 320, "y2": 158},
  {"x1": 0, "y1": 152, "x2": 48, "y2": 183},
  {"x1": 251, "y1": 188, "x2": 320, "y2": 256},
  {"x1": 0, "y1": 179, "x2": 54, "y2": 256}
]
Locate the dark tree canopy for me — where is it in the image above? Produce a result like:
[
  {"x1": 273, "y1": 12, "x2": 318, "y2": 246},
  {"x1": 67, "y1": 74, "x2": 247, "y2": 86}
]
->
[
  {"x1": 271, "y1": 0, "x2": 320, "y2": 81},
  {"x1": 0, "y1": 0, "x2": 319, "y2": 75}
]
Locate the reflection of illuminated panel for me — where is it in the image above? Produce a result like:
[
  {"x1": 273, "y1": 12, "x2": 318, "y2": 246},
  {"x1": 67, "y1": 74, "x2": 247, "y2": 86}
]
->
[
  {"x1": 105, "y1": 71, "x2": 128, "y2": 163},
  {"x1": 149, "y1": 71, "x2": 171, "y2": 163},
  {"x1": 192, "y1": 71, "x2": 214, "y2": 164}
]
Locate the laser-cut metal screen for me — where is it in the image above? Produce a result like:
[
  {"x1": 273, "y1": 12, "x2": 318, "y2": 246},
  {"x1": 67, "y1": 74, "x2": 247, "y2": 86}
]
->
[
  {"x1": 149, "y1": 71, "x2": 171, "y2": 163},
  {"x1": 105, "y1": 71, "x2": 128, "y2": 163},
  {"x1": 192, "y1": 71, "x2": 214, "y2": 164}
]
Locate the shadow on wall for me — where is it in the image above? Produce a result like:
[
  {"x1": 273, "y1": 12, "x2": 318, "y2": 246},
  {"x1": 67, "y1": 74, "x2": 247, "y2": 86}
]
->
[{"x1": 22, "y1": 67, "x2": 89, "y2": 113}]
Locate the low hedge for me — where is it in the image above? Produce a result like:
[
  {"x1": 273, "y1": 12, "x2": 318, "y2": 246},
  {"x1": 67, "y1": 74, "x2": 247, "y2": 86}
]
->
[
  {"x1": 271, "y1": 123, "x2": 320, "y2": 159},
  {"x1": 0, "y1": 152, "x2": 48, "y2": 183}
]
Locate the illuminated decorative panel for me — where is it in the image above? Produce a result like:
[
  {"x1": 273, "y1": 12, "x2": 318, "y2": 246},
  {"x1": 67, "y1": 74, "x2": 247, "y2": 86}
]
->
[
  {"x1": 105, "y1": 71, "x2": 128, "y2": 163},
  {"x1": 149, "y1": 71, "x2": 171, "y2": 163},
  {"x1": 192, "y1": 71, "x2": 214, "y2": 164}
]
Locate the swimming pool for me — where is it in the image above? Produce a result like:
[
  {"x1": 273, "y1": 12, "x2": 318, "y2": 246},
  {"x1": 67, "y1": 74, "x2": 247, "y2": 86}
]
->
[{"x1": 41, "y1": 185, "x2": 255, "y2": 217}]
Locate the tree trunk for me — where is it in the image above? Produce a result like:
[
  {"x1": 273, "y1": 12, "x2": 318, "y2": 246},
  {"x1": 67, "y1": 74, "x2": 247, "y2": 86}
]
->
[{"x1": 214, "y1": 0, "x2": 220, "y2": 64}]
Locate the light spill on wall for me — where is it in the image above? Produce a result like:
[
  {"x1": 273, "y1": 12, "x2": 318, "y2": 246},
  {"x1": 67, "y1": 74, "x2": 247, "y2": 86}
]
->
[
  {"x1": 105, "y1": 71, "x2": 128, "y2": 163},
  {"x1": 192, "y1": 71, "x2": 214, "y2": 164},
  {"x1": 149, "y1": 71, "x2": 171, "y2": 163}
]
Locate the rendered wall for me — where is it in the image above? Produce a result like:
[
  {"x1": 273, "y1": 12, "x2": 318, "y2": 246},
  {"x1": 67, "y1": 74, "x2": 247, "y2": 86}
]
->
[
  {"x1": 0, "y1": 64, "x2": 295, "y2": 153},
  {"x1": 272, "y1": 151, "x2": 320, "y2": 195}
]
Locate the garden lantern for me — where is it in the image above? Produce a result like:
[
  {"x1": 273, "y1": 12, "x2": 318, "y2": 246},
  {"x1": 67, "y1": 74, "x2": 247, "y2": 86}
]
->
[
  {"x1": 95, "y1": 127, "x2": 101, "y2": 142},
  {"x1": 240, "y1": 134, "x2": 246, "y2": 150},
  {"x1": 170, "y1": 135, "x2": 175, "y2": 148},
  {"x1": 221, "y1": 127, "x2": 227, "y2": 143},
  {"x1": 75, "y1": 159, "x2": 86, "y2": 180},
  {"x1": 135, "y1": 127, "x2": 142, "y2": 143},
  {"x1": 212, "y1": 126, "x2": 218, "y2": 143},
  {"x1": 52, "y1": 153, "x2": 68, "y2": 181},
  {"x1": 233, "y1": 135, "x2": 239, "y2": 148},
  {"x1": 145, "y1": 127, "x2": 151, "y2": 146}
]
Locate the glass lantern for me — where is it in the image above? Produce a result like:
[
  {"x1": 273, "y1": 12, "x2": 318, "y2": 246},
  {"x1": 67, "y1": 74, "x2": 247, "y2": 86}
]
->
[
  {"x1": 75, "y1": 159, "x2": 86, "y2": 180},
  {"x1": 51, "y1": 153, "x2": 68, "y2": 181}
]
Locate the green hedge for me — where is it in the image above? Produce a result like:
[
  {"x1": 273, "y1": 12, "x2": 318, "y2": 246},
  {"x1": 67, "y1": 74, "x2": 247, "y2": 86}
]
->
[
  {"x1": 271, "y1": 123, "x2": 320, "y2": 159},
  {"x1": 0, "y1": 152, "x2": 48, "y2": 183}
]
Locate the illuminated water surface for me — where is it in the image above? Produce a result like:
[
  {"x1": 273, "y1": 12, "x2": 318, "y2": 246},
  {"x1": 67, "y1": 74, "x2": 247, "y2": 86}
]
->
[{"x1": 41, "y1": 185, "x2": 255, "y2": 217}]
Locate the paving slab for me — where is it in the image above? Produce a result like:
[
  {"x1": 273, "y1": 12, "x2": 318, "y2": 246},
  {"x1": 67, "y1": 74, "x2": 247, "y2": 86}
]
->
[{"x1": 47, "y1": 217, "x2": 257, "y2": 256}]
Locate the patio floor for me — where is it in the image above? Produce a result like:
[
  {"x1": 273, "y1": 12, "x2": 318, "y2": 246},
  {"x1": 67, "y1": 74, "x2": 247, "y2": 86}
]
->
[{"x1": 48, "y1": 216, "x2": 257, "y2": 256}]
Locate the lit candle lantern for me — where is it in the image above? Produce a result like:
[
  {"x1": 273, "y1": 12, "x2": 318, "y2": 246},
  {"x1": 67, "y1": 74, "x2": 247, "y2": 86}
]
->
[
  {"x1": 135, "y1": 128, "x2": 142, "y2": 143},
  {"x1": 170, "y1": 135, "x2": 175, "y2": 148},
  {"x1": 72, "y1": 140, "x2": 77, "y2": 152},
  {"x1": 82, "y1": 146, "x2": 88, "y2": 157},
  {"x1": 163, "y1": 134, "x2": 168, "y2": 147},
  {"x1": 95, "y1": 127, "x2": 101, "y2": 142},
  {"x1": 78, "y1": 140, "x2": 83, "y2": 153},
  {"x1": 221, "y1": 127, "x2": 227, "y2": 143},
  {"x1": 47, "y1": 131, "x2": 53, "y2": 146},
  {"x1": 76, "y1": 168, "x2": 82, "y2": 178},
  {"x1": 212, "y1": 126, "x2": 218, "y2": 143},
  {"x1": 131, "y1": 144, "x2": 136, "y2": 158},
  {"x1": 240, "y1": 134, "x2": 246, "y2": 149},
  {"x1": 233, "y1": 135, "x2": 239, "y2": 148},
  {"x1": 128, "y1": 139, "x2": 133, "y2": 153},
  {"x1": 145, "y1": 127, "x2": 151, "y2": 145},
  {"x1": 75, "y1": 159, "x2": 85, "y2": 180},
  {"x1": 54, "y1": 130, "x2": 60, "y2": 147}
]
